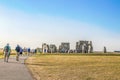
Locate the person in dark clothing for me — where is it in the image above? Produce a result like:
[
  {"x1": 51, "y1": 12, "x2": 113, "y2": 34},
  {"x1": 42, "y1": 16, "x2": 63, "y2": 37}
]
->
[
  {"x1": 15, "y1": 45, "x2": 20, "y2": 61},
  {"x1": 20, "y1": 47, "x2": 23, "y2": 56},
  {"x1": 27, "y1": 48, "x2": 31, "y2": 56}
]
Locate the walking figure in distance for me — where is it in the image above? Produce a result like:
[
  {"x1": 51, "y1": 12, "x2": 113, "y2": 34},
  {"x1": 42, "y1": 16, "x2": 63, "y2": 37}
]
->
[
  {"x1": 15, "y1": 45, "x2": 20, "y2": 61},
  {"x1": 20, "y1": 47, "x2": 23, "y2": 56},
  {"x1": 3, "y1": 43, "x2": 11, "y2": 62}
]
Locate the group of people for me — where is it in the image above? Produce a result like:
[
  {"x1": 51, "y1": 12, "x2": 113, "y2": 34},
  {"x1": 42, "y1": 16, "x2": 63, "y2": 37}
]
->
[
  {"x1": 23, "y1": 47, "x2": 37, "y2": 56},
  {"x1": 3, "y1": 43, "x2": 37, "y2": 62}
]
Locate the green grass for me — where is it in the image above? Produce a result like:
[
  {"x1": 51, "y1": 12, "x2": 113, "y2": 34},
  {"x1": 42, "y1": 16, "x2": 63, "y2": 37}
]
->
[{"x1": 26, "y1": 53, "x2": 120, "y2": 80}]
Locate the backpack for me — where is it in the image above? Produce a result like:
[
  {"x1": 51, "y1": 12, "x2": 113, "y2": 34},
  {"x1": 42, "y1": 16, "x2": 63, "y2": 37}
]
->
[
  {"x1": 5, "y1": 46, "x2": 9, "y2": 52},
  {"x1": 16, "y1": 46, "x2": 20, "y2": 52}
]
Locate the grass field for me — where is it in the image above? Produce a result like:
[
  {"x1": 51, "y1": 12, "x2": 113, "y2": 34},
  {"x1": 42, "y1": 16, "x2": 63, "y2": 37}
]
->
[
  {"x1": 0, "y1": 50, "x2": 17, "y2": 59},
  {"x1": 0, "y1": 54, "x2": 3, "y2": 58},
  {"x1": 26, "y1": 53, "x2": 120, "y2": 80}
]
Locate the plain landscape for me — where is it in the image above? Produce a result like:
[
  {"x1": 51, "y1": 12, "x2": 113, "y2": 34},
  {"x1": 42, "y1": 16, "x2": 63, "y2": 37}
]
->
[
  {"x1": 0, "y1": 0, "x2": 120, "y2": 80},
  {"x1": 25, "y1": 53, "x2": 120, "y2": 80}
]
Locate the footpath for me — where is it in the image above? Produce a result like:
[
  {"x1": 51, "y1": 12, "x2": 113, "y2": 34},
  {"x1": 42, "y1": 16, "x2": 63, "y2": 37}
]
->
[{"x1": 0, "y1": 56, "x2": 34, "y2": 80}]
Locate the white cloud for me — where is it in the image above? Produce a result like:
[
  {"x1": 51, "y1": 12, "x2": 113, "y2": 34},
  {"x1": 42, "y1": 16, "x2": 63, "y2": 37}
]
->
[{"x1": 0, "y1": 5, "x2": 120, "y2": 51}]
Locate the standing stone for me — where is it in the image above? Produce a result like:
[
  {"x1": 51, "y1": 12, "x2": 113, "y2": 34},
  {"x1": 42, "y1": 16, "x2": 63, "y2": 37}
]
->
[
  {"x1": 76, "y1": 40, "x2": 93, "y2": 53},
  {"x1": 42, "y1": 43, "x2": 49, "y2": 53},
  {"x1": 36, "y1": 48, "x2": 42, "y2": 53},
  {"x1": 49, "y1": 44, "x2": 57, "y2": 53},
  {"x1": 59, "y1": 42, "x2": 70, "y2": 53},
  {"x1": 104, "y1": 46, "x2": 107, "y2": 53},
  {"x1": 88, "y1": 41, "x2": 93, "y2": 53}
]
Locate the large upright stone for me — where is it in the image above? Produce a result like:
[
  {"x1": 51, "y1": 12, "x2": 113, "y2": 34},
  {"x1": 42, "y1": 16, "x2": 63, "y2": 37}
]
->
[
  {"x1": 104, "y1": 46, "x2": 107, "y2": 53},
  {"x1": 36, "y1": 48, "x2": 42, "y2": 53},
  {"x1": 88, "y1": 41, "x2": 93, "y2": 53},
  {"x1": 76, "y1": 40, "x2": 93, "y2": 53},
  {"x1": 49, "y1": 44, "x2": 57, "y2": 53},
  {"x1": 59, "y1": 42, "x2": 70, "y2": 53},
  {"x1": 42, "y1": 43, "x2": 49, "y2": 53}
]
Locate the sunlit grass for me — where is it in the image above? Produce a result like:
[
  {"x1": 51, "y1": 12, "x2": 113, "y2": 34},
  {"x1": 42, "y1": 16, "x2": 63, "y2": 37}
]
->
[
  {"x1": 26, "y1": 53, "x2": 120, "y2": 80},
  {"x1": 0, "y1": 52, "x2": 4, "y2": 58},
  {"x1": 0, "y1": 51, "x2": 16, "y2": 59},
  {"x1": 0, "y1": 55, "x2": 3, "y2": 58}
]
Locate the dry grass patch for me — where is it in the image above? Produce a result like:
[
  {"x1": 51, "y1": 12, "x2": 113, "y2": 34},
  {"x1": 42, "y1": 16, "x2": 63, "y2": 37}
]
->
[
  {"x1": 26, "y1": 54, "x2": 120, "y2": 80},
  {"x1": 0, "y1": 55, "x2": 3, "y2": 58},
  {"x1": 0, "y1": 52, "x2": 4, "y2": 58},
  {"x1": 0, "y1": 51, "x2": 16, "y2": 59}
]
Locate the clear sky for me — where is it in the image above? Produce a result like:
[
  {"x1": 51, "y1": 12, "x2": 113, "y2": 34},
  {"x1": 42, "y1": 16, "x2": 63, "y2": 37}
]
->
[{"x1": 0, "y1": 0, "x2": 120, "y2": 51}]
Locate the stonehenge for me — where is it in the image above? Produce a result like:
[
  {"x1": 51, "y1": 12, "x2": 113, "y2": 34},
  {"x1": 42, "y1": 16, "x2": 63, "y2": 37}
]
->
[
  {"x1": 59, "y1": 42, "x2": 70, "y2": 53},
  {"x1": 76, "y1": 40, "x2": 93, "y2": 53},
  {"x1": 49, "y1": 44, "x2": 57, "y2": 53},
  {"x1": 36, "y1": 48, "x2": 42, "y2": 53},
  {"x1": 41, "y1": 40, "x2": 93, "y2": 53},
  {"x1": 42, "y1": 43, "x2": 57, "y2": 53},
  {"x1": 42, "y1": 43, "x2": 49, "y2": 53}
]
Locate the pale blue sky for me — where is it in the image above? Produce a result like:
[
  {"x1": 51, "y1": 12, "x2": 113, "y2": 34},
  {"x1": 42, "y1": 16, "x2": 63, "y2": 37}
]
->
[{"x1": 0, "y1": 0, "x2": 120, "y2": 51}]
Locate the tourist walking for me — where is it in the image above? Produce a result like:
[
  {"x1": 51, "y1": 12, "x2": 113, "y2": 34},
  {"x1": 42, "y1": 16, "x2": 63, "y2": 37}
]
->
[
  {"x1": 20, "y1": 47, "x2": 23, "y2": 56},
  {"x1": 27, "y1": 48, "x2": 31, "y2": 56},
  {"x1": 15, "y1": 45, "x2": 20, "y2": 61},
  {"x1": 3, "y1": 43, "x2": 11, "y2": 62}
]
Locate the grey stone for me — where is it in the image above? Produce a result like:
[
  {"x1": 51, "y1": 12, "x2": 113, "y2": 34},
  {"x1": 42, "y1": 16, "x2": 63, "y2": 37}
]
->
[
  {"x1": 76, "y1": 40, "x2": 93, "y2": 53},
  {"x1": 59, "y1": 43, "x2": 70, "y2": 53}
]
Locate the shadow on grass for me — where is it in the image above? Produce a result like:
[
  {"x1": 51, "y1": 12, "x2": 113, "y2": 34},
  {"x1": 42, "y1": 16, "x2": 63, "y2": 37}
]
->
[{"x1": 25, "y1": 62, "x2": 61, "y2": 67}]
